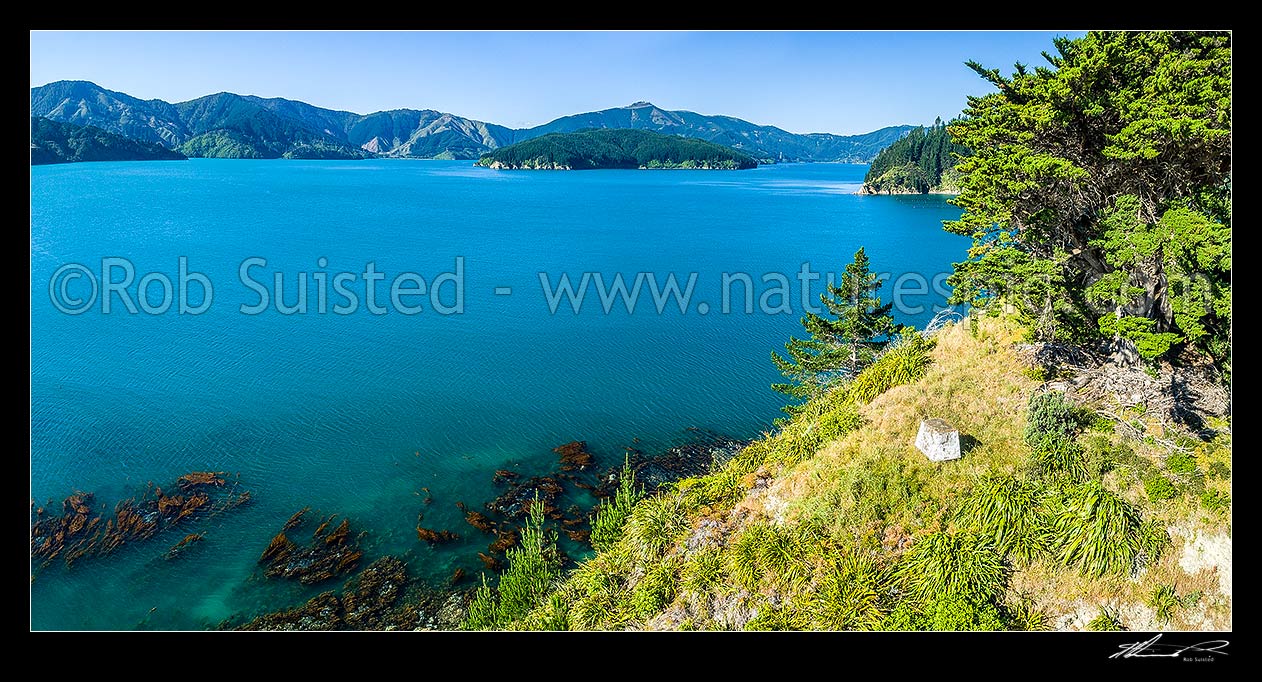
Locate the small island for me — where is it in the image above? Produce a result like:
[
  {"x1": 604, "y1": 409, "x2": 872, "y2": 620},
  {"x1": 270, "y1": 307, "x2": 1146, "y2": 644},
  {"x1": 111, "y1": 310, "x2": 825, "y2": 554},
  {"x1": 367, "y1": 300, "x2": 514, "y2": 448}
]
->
[
  {"x1": 31, "y1": 117, "x2": 187, "y2": 165},
  {"x1": 475, "y1": 128, "x2": 758, "y2": 170}
]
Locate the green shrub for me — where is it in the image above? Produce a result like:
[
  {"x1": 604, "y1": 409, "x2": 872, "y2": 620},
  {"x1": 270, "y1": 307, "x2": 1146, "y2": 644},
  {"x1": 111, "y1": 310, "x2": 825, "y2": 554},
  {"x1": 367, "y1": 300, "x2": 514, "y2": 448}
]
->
[
  {"x1": 680, "y1": 547, "x2": 728, "y2": 596},
  {"x1": 1086, "y1": 413, "x2": 1116, "y2": 433},
  {"x1": 729, "y1": 524, "x2": 770, "y2": 591},
  {"x1": 1022, "y1": 365, "x2": 1049, "y2": 382},
  {"x1": 816, "y1": 402, "x2": 865, "y2": 444},
  {"x1": 1137, "y1": 520, "x2": 1171, "y2": 565},
  {"x1": 463, "y1": 499, "x2": 562, "y2": 630},
  {"x1": 1149, "y1": 584, "x2": 1181, "y2": 623},
  {"x1": 744, "y1": 602, "x2": 803, "y2": 631},
  {"x1": 897, "y1": 532, "x2": 1008, "y2": 604},
  {"x1": 1049, "y1": 481, "x2": 1144, "y2": 577},
  {"x1": 675, "y1": 469, "x2": 746, "y2": 513},
  {"x1": 1143, "y1": 473, "x2": 1179, "y2": 502},
  {"x1": 1029, "y1": 434, "x2": 1089, "y2": 482},
  {"x1": 622, "y1": 493, "x2": 690, "y2": 561},
  {"x1": 589, "y1": 459, "x2": 644, "y2": 552},
  {"x1": 1082, "y1": 434, "x2": 1119, "y2": 478},
  {"x1": 1197, "y1": 439, "x2": 1231, "y2": 483},
  {"x1": 848, "y1": 333, "x2": 935, "y2": 403},
  {"x1": 1024, "y1": 391, "x2": 1081, "y2": 446},
  {"x1": 532, "y1": 593, "x2": 570, "y2": 631},
  {"x1": 1199, "y1": 488, "x2": 1231, "y2": 511},
  {"x1": 463, "y1": 575, "x2": 500, "y2": 630},
  {"x1": 1165, "y1": 450, "x2": 1198, "y2": 477},
  {"x1": 567, "y1": 552, "x2": 634, "y2": 629},
  {"x1": 807, "y1": 554, "x2": 887, "y2": 630},
  {"x1": 1086, "y1": 610, "x2": 1125, "y2": 631},
  {"x1": 1006, "y1": 597, "x2": 1050, "y2": 631},
  {"x1": 882, "y1": 595, "x2": 1008, "y2": 631},
  {"x1": 755, "y1": 524, "x2": 815, "y2": 591},
  {"x1": 631, "y1": 558, "x2": 679, "y2": 619},
  {"x1": 955, "y1": 476, "x2": 1051, "y2": 564}
]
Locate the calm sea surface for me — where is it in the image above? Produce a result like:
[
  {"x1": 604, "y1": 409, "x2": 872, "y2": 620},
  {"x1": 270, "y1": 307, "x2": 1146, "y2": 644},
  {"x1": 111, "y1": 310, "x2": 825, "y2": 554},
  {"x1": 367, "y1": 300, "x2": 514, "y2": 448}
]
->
[{"x1": 30, "y1": 159, "x2": 966, "y2": 629}]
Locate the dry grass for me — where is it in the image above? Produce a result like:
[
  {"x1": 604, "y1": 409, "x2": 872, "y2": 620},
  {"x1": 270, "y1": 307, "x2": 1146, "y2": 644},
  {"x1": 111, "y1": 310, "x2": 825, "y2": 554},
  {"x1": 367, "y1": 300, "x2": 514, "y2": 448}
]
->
[{"x1": 777, "y1": 318, "x2": 1037, "y2": 535}]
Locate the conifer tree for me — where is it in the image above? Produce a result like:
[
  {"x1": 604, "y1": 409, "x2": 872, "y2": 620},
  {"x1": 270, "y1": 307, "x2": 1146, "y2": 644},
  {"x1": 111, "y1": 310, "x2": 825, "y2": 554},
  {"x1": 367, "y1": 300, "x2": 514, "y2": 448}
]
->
[
  {"x1": 945, "y1": 31, "x2": 1230, "y2": 372},
  {"x1": 772, "y1": 248, "x2": 901, "y2": 410}
]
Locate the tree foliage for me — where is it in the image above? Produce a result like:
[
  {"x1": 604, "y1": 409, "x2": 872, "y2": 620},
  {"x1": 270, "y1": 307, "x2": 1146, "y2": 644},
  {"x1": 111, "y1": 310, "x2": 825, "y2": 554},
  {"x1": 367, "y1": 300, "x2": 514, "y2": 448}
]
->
[
  {"x1": 463, "y1": 498, "x2": 562, "y2": 629},
  {"x1": 772, "y1": 247, "x2": 902, "y2": 410},
  {"x1": 589, "y1": 458, "x2": 643, "y2": 552},
  {"x1": 945, "y1": 32, "x2": 1231, "y2": 371}
]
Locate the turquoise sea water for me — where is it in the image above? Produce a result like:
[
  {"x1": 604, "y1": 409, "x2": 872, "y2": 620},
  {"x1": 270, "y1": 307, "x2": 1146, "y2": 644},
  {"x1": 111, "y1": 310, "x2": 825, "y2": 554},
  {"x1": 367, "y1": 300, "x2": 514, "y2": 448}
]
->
[{"x1": 30, "y1": 160, "x2": 965, "y2": 629}]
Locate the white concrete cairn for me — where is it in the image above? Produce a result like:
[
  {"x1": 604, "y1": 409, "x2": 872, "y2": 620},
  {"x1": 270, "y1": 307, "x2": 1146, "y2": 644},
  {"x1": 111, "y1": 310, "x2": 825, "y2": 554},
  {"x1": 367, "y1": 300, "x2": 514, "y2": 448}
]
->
[{"x1": 915, "y1": 418, "x2": 961, "y2": 462}]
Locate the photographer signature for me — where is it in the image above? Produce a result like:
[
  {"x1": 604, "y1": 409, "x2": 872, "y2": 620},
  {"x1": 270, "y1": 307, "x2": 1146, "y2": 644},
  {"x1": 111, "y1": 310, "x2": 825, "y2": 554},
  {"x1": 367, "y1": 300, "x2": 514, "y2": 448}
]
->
[{"x1": 1110, "y1": 634, "x2": 1230, "y2": 659}]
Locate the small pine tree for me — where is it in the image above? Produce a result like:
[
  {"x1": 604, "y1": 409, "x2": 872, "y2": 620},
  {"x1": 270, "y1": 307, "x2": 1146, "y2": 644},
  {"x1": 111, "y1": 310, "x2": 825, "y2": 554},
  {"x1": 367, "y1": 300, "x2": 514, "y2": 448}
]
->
[
  {"x1": 589, "y1": 457, "x2": 643, "y2": 552},
  {"x1": 462, "y1": 494, "x2": 561, "y2": 629},
  {"x1": 772, "y1": 247, "x2": 901, "y2": 410}
]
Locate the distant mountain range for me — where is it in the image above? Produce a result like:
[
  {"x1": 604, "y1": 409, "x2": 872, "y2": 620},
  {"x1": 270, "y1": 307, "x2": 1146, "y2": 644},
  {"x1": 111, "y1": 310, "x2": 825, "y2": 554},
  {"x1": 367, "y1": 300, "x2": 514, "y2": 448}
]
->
[{"x1": 31, "y1": 81, "x2": 915, "y2": 162}]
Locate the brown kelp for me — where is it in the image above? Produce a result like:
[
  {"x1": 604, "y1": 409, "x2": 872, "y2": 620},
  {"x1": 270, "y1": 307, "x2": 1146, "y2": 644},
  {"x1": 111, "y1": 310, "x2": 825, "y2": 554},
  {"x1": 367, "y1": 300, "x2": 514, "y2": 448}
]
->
[
  {"x1": 31, "y1": 472, "x2": 250, "y2": 572},
  {"x1": 258, "y1": 511, "x2": 364, "y2": 584}
]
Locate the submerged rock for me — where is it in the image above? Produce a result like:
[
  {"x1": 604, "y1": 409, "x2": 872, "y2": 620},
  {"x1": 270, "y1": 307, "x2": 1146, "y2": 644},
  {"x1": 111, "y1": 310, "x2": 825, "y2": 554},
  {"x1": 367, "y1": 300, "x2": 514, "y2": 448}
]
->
[
  {"x1": 341, "y1": 557, "x2": 408, "y2": 629},
  {"x1": 259, "y1": 512, "x2": 364, "y2": 584},
  {"x1": 554, "y1": 440, "x2": 594, "y2": 472},
  {"x1": 487, "y1": 475, "x2": 565, "y2": 521},
  {"x1": 623, "y1": 430, "x2": 745, "y2": 491},
  {"x1": 233, "y1": 555, "x2": 470, "y2": 631}
]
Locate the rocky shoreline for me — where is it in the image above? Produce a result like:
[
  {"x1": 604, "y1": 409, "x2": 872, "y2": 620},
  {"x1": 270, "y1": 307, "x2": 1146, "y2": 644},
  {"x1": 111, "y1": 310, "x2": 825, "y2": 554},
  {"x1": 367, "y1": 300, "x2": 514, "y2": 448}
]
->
[
  {"x1": 478, "y1": 159, "x2": 754, "y2": 171},
  {"x1": 32, "y1": 429, "x2": 745, "y2": 631},
  {"x1": 856, "y1": 184, "x2": 959, "y2": 196}
]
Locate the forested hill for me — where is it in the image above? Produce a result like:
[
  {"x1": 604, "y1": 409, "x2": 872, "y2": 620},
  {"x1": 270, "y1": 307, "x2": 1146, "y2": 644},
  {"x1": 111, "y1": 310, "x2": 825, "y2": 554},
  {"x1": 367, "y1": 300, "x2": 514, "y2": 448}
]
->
[
  {"x1": 860, "y1": 119, "x2": 967, "y2": 194},
  {"x1": 475, "y1": 129, "x2": 758, "y2": 170},
  {"x1": 31, "y1": 117, "x2": 187, "y2": 165}
]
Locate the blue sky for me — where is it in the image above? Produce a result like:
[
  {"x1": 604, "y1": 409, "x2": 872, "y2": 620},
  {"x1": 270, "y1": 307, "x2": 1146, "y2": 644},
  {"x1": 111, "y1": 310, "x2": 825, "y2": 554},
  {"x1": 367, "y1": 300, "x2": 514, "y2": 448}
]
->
[{"x1": 30, "y1": 31, "x2": 1083, "y2": 135}]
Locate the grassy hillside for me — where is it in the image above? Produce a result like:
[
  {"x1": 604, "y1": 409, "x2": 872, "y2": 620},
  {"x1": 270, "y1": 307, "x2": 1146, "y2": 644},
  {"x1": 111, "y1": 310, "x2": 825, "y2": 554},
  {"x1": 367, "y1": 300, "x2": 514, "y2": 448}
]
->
[{"x1": 477, "y1": 317, "x2": 1230, "y2": 631}]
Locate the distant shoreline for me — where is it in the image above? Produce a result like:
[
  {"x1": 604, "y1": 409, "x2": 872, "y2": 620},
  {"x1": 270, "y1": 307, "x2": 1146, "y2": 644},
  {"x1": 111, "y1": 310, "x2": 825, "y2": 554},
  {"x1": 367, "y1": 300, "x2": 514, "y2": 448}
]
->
[{"x1": 854, "y1": 188, "x2": 959, "y2": 196}]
